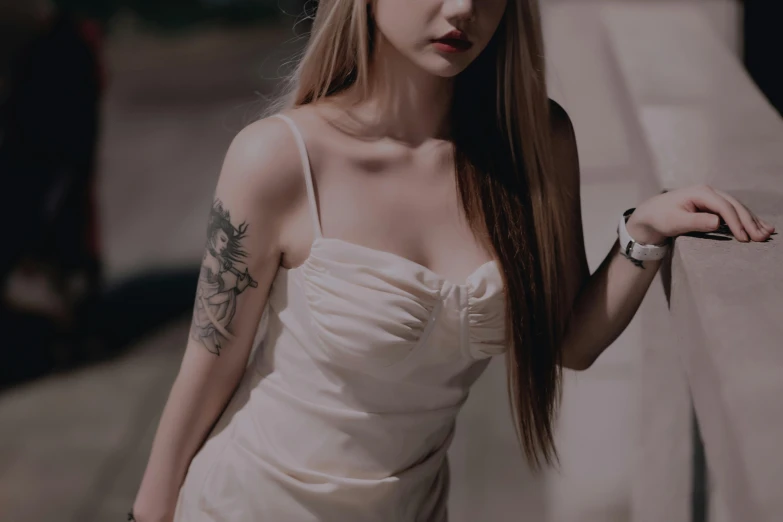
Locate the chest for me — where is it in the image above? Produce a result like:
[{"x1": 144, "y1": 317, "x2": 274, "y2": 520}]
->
[{"x1": 307, "y1": 141, "x2": 494, "y2": 284}]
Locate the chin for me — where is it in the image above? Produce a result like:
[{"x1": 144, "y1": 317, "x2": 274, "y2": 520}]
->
[{"x1": 416, "y1": 54, "x2": 472, "y2": 78}]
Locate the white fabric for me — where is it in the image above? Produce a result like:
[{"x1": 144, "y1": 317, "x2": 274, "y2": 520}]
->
[{"x1": 173, "y1": 113, "x2": 509, "y2": 522}]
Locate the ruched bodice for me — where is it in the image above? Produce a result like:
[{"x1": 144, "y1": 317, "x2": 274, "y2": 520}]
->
[
  {"x1": 173, "y1": 114, "x2": 509, "y2": 522},
  {"x1": 299, "y1": 236, "x2": 507, "y2": 375}
]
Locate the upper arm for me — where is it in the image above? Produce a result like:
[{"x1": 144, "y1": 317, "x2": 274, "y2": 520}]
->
[
  {"x1": 188, "y1": 115, "x2": 303, "y2": 359},
  {"x1": 549, "y1": 100, "x2": 590, "y2": 310}
]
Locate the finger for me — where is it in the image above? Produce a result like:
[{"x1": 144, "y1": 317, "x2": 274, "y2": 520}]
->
[
  {"x1": 758, "y1": 216, "x2": 775, "y2": 232},
  {"x1": 712, "y1": 188, "x2": 768, "y2": 241},
  {"x1": 686, "y1": 212, "x2": 722, "y2": 233},
  {"x1": 690, "y1": 187, "x2": 747, "y2": 241},
  {"x1": 751, "y1": 215, "x2": 770, "y2": 236}
]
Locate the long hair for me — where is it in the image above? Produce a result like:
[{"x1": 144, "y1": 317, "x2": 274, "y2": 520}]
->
[{"x1": 267, "y1": 0, "x2": 571, "y2": 469}]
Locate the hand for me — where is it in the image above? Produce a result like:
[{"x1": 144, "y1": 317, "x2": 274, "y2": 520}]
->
[{"x1": 627, "y1": 184, "x2": 775, "y2": 245}]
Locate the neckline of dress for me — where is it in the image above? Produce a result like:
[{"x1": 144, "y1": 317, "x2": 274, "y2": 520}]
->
[{"x1": 280, "y1": 236, "x2": 501, "y2": 289}]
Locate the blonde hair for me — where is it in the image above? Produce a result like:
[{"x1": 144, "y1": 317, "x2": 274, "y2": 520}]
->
[{"x1": 267, "y1": 0, "x2": 570, "y2": 469}]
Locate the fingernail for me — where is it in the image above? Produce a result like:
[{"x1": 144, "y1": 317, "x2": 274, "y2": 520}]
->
[{"x1": 741, "y1": 230, "x2": 749, "y2": 241}]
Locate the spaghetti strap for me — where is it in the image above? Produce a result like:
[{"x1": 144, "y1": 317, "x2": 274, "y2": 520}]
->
[{"x1": 273, "y1": 113, "x2": 323, "y2": 239}]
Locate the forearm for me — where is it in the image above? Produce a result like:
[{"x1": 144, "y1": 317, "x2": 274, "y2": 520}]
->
[
  {"x1": 134, "y1": 343, "x2": 248, "y2": 514},
  {"x1": 560, "y1": 237, "x2": 662, "y2": 370},
  {"x1": 207, "y1": 290, "x2": 233, "y2": 305}
]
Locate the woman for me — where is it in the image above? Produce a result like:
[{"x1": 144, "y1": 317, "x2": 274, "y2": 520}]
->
[{"x1": 131, "y1": 0, "x2": 774, "y2": 520}]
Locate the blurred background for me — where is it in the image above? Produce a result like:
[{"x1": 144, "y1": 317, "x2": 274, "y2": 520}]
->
[{"x1": 0, "y1": 0, "x2": 780, "y2": 521}]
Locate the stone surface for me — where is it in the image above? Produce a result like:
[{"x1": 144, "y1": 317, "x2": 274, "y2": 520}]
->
[
  {"x1": 605, "y1": 3, "x2": 783, "y2": 521},
  {"x1": 0, "y1": 322, "x2": 185, "y2": 521},
  {"x1": 543, "y1": 2, "x2": 636, "y2": 182},
  {"x1": 632, "y1": 269, "x2": 693, "y2": 522}
]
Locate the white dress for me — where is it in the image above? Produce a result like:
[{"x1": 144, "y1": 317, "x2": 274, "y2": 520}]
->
[{"x1": 173, "y1": 113, "x2": 509, "y2": 521}]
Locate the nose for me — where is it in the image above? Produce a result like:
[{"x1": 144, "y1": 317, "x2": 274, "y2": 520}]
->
[{"x1": 443, "y1": 0, "x2": 475, "y2": 23}]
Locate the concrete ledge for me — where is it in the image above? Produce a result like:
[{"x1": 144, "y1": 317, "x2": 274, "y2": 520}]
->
[{"x1": 603, "y1": 3, "x2": 783, "y2": 521}]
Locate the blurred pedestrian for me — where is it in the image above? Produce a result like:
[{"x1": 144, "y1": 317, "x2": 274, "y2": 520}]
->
[{"x1": 0, "y1": 0, "x2": 107, "y2": 383}]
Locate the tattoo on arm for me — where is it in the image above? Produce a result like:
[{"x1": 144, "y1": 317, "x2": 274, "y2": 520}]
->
[
  {"x1": 620, "y1": 251, "x2": 646, "y2": 269},
  {"x1": 190, "y1": 199, "x2": 258, "y2": 355}
]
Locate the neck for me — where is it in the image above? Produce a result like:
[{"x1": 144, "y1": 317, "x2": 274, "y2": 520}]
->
[{"x1": 342, "y1": 33, "x2": 454, "y2": 145}]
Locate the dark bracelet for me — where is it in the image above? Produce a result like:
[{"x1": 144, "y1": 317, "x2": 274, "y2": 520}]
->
[{"x1": 127, "y1": 510, "x2": 136, "y2": 521}]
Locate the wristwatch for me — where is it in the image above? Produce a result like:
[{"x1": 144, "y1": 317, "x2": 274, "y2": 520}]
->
[{"x1": 618, "y1": 208, "x2": 670, "y2": 261}]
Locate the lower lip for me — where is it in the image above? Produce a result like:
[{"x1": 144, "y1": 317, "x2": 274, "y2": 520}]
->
[{"x1": 432, "y1": 40, "x2": 473, "y2": 53}]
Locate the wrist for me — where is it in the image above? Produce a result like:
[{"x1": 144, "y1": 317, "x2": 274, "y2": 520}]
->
[
  {"x1": 132, "y1": 494, "x2": 176, "y2": 522},
  {"x1": 625, "y1": 212, "x2": 668, "y2": 246},
  {"x1": 130, "y1": 504, "x2": 174, "y2": 522}
]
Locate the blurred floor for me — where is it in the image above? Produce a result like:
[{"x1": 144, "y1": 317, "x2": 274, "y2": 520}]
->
[
  {"x1": 100, "y1": 22, "x2": 306, "y2": 281},
  {"x1": 0, "y1": 2, "x2": 744, "y2": 521}
]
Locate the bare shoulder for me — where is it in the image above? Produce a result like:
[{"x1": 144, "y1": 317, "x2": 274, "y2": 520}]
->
[
  {"x1": 548, "y1": 99, "x2": 576, "y2": 144},
  {"x1": 216, "y1": 113, "x2": 307, "y2": 210},
  {"x1": 548, "y1": 99, "x2": 579, "y2": 178}
]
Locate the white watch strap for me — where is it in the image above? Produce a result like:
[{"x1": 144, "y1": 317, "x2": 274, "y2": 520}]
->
[{"x1": 618, "y1": 213, "x2": 670, "y2": 261}]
